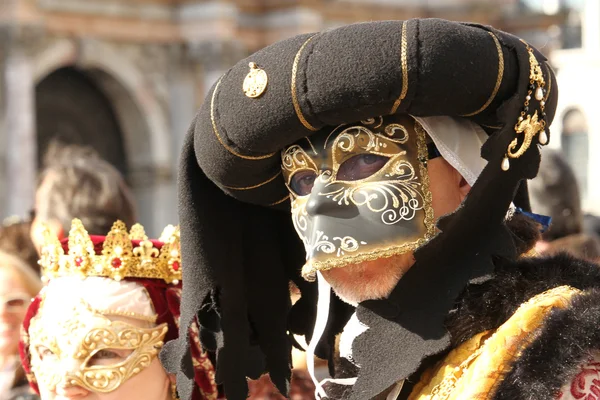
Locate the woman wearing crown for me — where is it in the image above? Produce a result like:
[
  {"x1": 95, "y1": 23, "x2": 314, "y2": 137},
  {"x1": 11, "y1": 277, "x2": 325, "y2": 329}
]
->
[{"x1": 18, "y1": 219, "x2": 218, "y2": 400}]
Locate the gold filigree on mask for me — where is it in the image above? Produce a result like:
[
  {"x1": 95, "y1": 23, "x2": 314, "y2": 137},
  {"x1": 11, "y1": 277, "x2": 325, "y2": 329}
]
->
[
  {"x1": 291, "y1": 196, "x2": 368, "y2": 275},
  {"x1": 282, "y1": 116, "x2": 436, "y2": 280},
  {"x1": 291, "y1": 198, "x2": 351, "y2": 260},
  {"x1": 318, "y1": 158, "x2": 423, "y2": 225},
  {"x1": 302, "y1": 224, "x2": 367, "y2": 259},
  {"x1": 327, "y1": 120, "x2": 409, "y2": 174},
  {"x1": 320, "y1": 119, "x2": 426, "y2": 224},
  {"x1": 29, "y1": 296, "x2": 167, "y2": 393},
  {"x1": 281, "y1": 145, "x2": 319, "y2": 186}
]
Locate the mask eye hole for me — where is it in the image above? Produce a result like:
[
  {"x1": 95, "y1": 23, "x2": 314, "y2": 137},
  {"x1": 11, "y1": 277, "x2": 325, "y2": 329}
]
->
[
  {"x1": 289, "y1": 170, "x2": 317, "y2": 196},
  {"x1": 36, "y1": 345, "x2": 57, "y2": 362},
  {"x1": 337, "y1": 154, "x2": 389, "y2": 181},
  {"x1": 86, "y1": 348, "x2": 132, "y2": 367}
]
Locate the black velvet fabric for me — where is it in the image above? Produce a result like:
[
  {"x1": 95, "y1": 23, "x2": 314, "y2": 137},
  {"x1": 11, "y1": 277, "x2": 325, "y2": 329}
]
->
[
  {"x1": 160, "y1": 125, "x2": 295, "y2": 399},
  {"x1": 161, "y1": 120, "x2": 350, "y2": 399},
  {"x1": 193, "y1": 19, "x2": 557, "y2": 207},
  {"x1": 165, "y1": 18, "x2": 560, "y2": 400}
]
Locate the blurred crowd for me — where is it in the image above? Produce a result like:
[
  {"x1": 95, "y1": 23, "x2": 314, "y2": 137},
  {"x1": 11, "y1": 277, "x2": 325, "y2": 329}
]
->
[
  {"x1": 530, "y1": 148, "x2": 600, "y2": 261},
  {"x1": 0, "y1": 141, "x2": 136, "y2": 400}
]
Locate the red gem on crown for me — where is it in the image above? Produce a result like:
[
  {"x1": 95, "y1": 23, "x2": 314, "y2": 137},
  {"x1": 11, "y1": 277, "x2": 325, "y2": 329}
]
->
[{"x1": 111, "y1": 258, "x2": 122, "y2": 269}]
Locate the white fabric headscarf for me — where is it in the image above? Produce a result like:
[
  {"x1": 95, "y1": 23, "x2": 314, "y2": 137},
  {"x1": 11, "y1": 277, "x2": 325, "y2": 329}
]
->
[
  {"x1": 40, "y1": 276, "x2": 156, "y2": 323},
  {"x1": 413, "y1": 116, "x2": 488, "y2": 186}
]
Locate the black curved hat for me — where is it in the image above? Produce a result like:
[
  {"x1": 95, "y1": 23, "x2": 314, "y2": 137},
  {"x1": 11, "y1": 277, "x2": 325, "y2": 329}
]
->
[{"x1": 161, "y1": 18, "x2": 558, "y2": 400}]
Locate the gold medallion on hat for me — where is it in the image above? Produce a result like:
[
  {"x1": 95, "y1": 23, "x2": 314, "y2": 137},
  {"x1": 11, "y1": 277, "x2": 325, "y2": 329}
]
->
[{"x1": 243, "y1": 62, "x2": 268, "y2": 98}]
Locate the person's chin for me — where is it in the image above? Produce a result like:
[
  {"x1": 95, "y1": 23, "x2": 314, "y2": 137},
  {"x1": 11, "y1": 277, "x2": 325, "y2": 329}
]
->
[{"x1": 320, "y1": 253, "x2": 414, "y2": 306}]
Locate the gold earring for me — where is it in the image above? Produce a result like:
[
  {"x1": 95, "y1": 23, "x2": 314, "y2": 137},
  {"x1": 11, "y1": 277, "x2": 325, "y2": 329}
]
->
[{"x1": 171, "y1": 381, "x2": 179, "y2": 400}]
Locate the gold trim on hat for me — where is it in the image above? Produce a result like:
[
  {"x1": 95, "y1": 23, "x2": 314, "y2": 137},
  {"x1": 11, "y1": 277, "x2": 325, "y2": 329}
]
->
[
  {"x1": 543, "y1": 63, "x2": 552, "y2": 103},
  {"x1": 221, "y1": 170, "x2": 282, "y2": 191},
  {"x1": 269, "y1": 194, "x2": 291, "y2": 206},
  {"x1": 462, "y1": 32, "x2": 504, "y2": 117},
  {"x1": 480, "y1": 124, "x2": 503, "y2": 130},
  {"x1": 210, "y1": 77, "x2": 276, "y2": 160},
  {"x1": 391, "y1": 21, "x2": 409, "y2": 114},
  {"x1": 291, "y1": 35, "x2": 319, "y2": 132}
]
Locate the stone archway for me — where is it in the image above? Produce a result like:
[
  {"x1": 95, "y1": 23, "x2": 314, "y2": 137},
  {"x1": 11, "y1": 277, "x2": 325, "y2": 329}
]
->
[
  {"x1": 31, "y1": 38, "x2": 176, "y2": 235},
  {"x1": 32, "y1": 38, "x2": 171, "y2": 175},
  {"x1": 35, "y1": 67, "x2": 128, "y2": 175}
]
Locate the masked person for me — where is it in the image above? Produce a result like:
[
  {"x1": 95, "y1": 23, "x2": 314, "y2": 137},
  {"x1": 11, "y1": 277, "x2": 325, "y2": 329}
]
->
[
  {"x1": 19, "y1": 219, "x2": 218, "y2": 400},
  {"x1": 162, "y1": 19, "x2": 600, "y2": 400}
]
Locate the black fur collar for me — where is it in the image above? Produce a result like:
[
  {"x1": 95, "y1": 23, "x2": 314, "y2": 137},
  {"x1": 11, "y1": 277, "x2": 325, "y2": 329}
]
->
[{"x1": 446, "y1": 252, "x2": 600, "y2": 347}]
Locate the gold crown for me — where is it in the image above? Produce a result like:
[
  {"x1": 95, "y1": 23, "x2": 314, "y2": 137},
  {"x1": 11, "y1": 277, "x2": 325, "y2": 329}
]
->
[{"x1": 38, "y1": 219, "x2": 181, "y2": 284}]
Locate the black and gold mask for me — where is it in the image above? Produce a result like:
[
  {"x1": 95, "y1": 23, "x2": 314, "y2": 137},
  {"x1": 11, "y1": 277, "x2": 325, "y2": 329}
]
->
[{"x1": 281, "y1": 114, "x2": 436, "y2": 279}]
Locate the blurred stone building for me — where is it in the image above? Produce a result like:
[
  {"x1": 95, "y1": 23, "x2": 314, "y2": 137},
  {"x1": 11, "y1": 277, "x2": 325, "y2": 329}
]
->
[
  {"x1": 538, "y1": 0, "x2": 600, "y2": 214},
  {"x1": 0, "y1": 0, "x2": 560, "y2": 234}
]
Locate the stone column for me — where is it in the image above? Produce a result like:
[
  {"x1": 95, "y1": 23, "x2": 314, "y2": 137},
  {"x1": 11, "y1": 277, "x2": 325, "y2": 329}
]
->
[
  {"x1": 168, "y1": 44, "x2": 197, "y2": 169},
  {"x1": 128, "y1": 163, "x2": 174, "y2": 237},
  {"x1": 187, "y1": 39, "x2": 248, "y2": 97},
  {"x1": 583, "y1": 0, "x2": 600, "y2": 53},
  {"x1": 158, "y1": 40, "x2": 247, "y2": 231},
  {"x1": 0, "y1": 29, "x2": 7, "y2": 218},
  {"x1": 0, "y1": 25, "x2": 40, "y2": 219}
]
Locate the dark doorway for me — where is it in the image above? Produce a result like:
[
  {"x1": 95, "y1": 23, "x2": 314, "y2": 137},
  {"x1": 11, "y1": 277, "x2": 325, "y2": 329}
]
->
[{"x1": 35, "y1": 67, "x2": 128, "y2": 175}]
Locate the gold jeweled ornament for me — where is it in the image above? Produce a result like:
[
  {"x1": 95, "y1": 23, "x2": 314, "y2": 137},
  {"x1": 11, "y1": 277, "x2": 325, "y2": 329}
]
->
[
  {"x1": 243, "y1": 62, "x2": 268, "y2": 98},
  {"x1": 28, "y1": 296, "x2": 168, "y2": 393},
  {"x1": 501, "y1": 41, "x2": 548, "y2": 171},
  {"x1": 38, "y1": 219, "x2": 182, "y2": 284}
]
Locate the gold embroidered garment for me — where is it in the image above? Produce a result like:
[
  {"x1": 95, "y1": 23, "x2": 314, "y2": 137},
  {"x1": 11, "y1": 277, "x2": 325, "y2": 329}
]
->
[{"x1": 408, "y1": 285, "x2": 580, "y2": 400}]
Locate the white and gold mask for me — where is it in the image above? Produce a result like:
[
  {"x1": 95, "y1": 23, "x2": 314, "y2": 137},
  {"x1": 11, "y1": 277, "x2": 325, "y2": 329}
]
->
[
  {"x1": 28, "y1": 277, "x2": 167, "y2": 394},
  {"x1": 281, "y1": 115, "x2": 436, "y2": 279}
]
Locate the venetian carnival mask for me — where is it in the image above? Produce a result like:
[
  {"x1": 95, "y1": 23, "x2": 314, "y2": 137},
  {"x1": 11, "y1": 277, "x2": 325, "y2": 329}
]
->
[
  {"x1": 27, "y1": 282, "x2": 167, "y2": 394},
  {"x1": 281, "y1": 115, "x2": 436, "y2": 279}
]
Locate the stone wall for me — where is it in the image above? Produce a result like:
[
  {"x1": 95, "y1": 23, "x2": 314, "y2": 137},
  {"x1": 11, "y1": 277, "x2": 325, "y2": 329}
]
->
[{"x1": 0, "y1": 0, "x2": 559, "y2": 232}]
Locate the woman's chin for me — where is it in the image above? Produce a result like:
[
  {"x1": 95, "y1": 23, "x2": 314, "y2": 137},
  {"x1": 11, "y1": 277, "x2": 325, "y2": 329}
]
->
[{"x1": 0, "y1": 326, "x2": 19, "y2": 353}]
